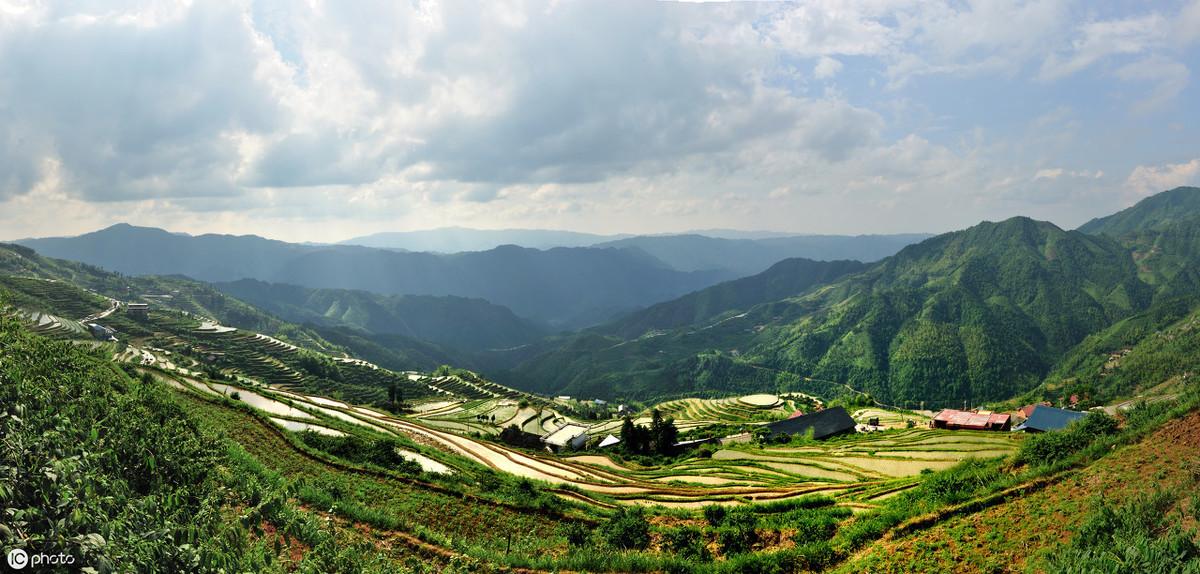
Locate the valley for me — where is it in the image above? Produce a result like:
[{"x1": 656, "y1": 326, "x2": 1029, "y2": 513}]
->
[{"x1": 4, "y1": 188, "x2": 1200, "y2": 572}]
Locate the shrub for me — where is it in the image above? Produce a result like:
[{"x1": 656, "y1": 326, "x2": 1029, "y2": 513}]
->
[
  {"x1": 661, "y1": 526, "x2": 710, "y2": 561},
  {"x1": 791, "y1": 511, "x2": 842, "y2": 545},
  {"x1": 1016, "y1": 412, "x2": 1119, "y2": 466},
  {"x1": 703, "y1": 504, "x2": 728, "y2": 527},
  {"x1": 562, "y1": 521, "x2": 591, "y2": 547},
  {"x1": 600, "y1": 507, "x2": 650, "y2": 550},
  {"x1": 717, "y1": 510, "x2": 759, "y2": 554}
]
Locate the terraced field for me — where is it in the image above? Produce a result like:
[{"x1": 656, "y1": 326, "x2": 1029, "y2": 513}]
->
[
  {"x1": 157, "y1": 366, "x2": 1020, "y2": 513},
  {"x1": 647, "y1": 393, "x2": 818, "y2": 431}
]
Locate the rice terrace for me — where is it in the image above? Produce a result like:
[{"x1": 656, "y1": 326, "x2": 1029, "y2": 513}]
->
[{"x1": 4, "y1": 2, "x2": 1200, "y2": 573}]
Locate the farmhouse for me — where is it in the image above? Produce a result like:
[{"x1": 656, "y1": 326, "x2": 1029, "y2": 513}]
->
[
  {"x1": 1014, "y1": 405, "x2": 1085, "y2": 432},
  {"x1": 126, "y1": 303, "x2": 150, "y2": 317},
  {"x1": 931, "y1": 409, "x2": 1011, "y2": 431},
  {"x1": 542, "y1": 423, "x2": 589, "y2": 452},
  {"x1": 87, "y1": 322, "x2": 115, "y2": 339},
  {"x1": 764, "y1": 406, "x2": 856, "y2": 441},
  {"x1": 1017, "y1": 401, "x2": 1052, "y2": 420}
]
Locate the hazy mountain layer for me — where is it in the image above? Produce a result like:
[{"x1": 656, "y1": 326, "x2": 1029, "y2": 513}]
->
[
  {"x1": 216, "y1": 279, "x2": 547, "y2": 352},
  {"x1": 17, "y1": 224, "x2": 730, "y2": 329}
]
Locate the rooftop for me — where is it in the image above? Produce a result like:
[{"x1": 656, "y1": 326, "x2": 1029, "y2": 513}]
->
[
  {"x1": 1018, "y1": 405, "x2": 1085, "y2": 432},
  {"x1": 542, "y1": 423, "x2": 589, "y2": 447}
]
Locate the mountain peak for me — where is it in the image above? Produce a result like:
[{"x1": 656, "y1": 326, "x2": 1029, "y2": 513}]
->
[{"x1": 1079, "y1": 186, "x2": 1200, "y2": 236}]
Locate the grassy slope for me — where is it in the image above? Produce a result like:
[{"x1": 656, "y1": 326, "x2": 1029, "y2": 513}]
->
[{"x1": 839, "y1": 409, "x2": 1200, "y2": 573}]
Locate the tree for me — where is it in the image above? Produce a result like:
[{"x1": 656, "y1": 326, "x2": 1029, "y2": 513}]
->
[{"x1": 651, "y1": 409, "x2": 678, "y2": 456}]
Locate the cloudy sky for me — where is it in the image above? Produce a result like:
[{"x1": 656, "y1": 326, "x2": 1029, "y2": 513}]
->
[{"x1": 2, "y1": 0, "x2": 1199, "y2": 242}]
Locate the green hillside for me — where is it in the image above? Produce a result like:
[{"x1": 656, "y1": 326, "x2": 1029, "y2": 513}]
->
[
  {"x1": 1078, "y1": 186, "x2": 1200, "y2": 235},
  {"x1": 599, "y1": 257, "x2": 868, "y2": 339},
  {"x1": 0, "y1": 243, "x2": 471, "y2": 371},
  {"x1": 508, "y1": 217, "x2": 1155, "y2": 406},
  {"x1": 215, "y1": 279, "x2": 547, "y2": 352}
]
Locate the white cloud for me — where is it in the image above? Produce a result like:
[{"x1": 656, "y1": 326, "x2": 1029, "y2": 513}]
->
[
  {"x1": 813, "y1": 56, "x2": 843, "y2": 79},
  {"x1": 1034, "y1": 168, "x2": 1064, "y2": 180},
  {"x1": 0, "y1": 0, "x2": 1195, "y2": 241},
  {"x1": 1125, "y1": 159, "x2": 1200, "y2": 196},
  {"x1": 1038, "y1": 13, "x2": 1166, "y2": 80}
]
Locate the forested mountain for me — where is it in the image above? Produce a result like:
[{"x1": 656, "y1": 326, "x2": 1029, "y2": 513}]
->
[
  {"x1": 16, "y1": 224, "x2": 730, "y2": 329},
  {"x1": 341, "y1": 228, "x2": 927, "y2": 276},
  {"x1": 216, "y1": 279, "x2": 547, "y2": 352},
  {"x1": 503, "y1": 216, "x2": 1158, "y2": 406},
  {"x1": 1078, "y1": 186, "x2": 1200, "y2": 235},
  {"x1": 597, "y1": 257, "x2": 869, "y2": 339},
  {"x1": 1073, "y1": 188, "x2": 1200, "y2": 305},
  {"x1": 595, "y1": 233, "x2": 928, "y2": 276},
  {"x1": 1035, "y1": 294, "x2": 1200, "y2": 406}
]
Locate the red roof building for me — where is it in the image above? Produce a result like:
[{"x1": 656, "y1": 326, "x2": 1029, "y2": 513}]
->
[
  {"x1": 931, "y1": 409, "x2": 1011, "y2": 431},
  {"x1": 788, "y1": 410, "x2": 805, "y2": 419},
  {"x1": 1017, "y1": 402, "x2": 1052, "y2": 419}
]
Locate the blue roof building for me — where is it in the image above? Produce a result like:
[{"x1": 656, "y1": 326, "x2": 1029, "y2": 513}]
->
[{"x1": 1014, "y1": 405, "x2": 1086, "y2": 432}]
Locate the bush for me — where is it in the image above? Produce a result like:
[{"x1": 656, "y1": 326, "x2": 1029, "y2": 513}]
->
[
  {"x1": 562, "y1": 521, "x2": 591, "y2": 547},
  {"x1": 1016, "y1": 412, "x2": 1120, "y2": 466},
  {"x1": 916, "y1": 458, "x2": 1003, "y2": 504},
  {"x1": 298, "y1": 433, "x2": 423, "y2": 474},
  {"x1": 703, "y1": 504, "x2": 728, "y2": 526},
  {"x1": 717, "y1": 510, "x2": 759, "y2": 554},
  {"x1": 791, "y1": 511, "x2": 842, "y2": 545},
  {"x1": 600, "y1": 507, "x2": 650, "y2": 550},
  {"x1": 661, "y1": 526, "x2": 710, "y2": 561}
]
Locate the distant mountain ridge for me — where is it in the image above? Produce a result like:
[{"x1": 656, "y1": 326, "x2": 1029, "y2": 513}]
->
[
  {"x1": 593, "y1": 234, "x2": 928, "y2": 276},
  {"x1": 341, "y1": 227, "x2": 629, "y2": 252},
  {"x1": 341, "y1": 226, "x2": 930, "y2": 276},
  {"x1": 16, "y1": 224, "x2": 730, "y2": 329},
  {"x1": 215, "y1": 279, "x2": 547, "y2": 352}
]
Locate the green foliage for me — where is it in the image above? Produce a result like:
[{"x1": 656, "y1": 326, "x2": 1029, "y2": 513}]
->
[
  {"x1": 660, "y1": 526, "x2": 710, "y2": 562},
  {"x1": 716, "y1": 509, "x2": 759, "y2": 555},
  {"x1": 620, "y1": 410, "x2": 678, "y2": 456},
  {"x1": 703, "y1": 505, "x2": 727, "y2": 527},
  {"x1": 297, "y1": 433, "x2": 423, "y2": 474},
  {"x1": 1043, "y1": 491, "x2": 1200, "y2": 574},
  {"x1": 562, "y1": 521, "x2": 592, "y2": 548},
  {"x1": 600, "y1": 507, "x2": 651, "y2": 550},
  {"x1": 0, "y1": 315, "x2": 263, "y2": 571},
  {"x1": 1016, "y1": 412, "x2": 1120, "y2": 466}
]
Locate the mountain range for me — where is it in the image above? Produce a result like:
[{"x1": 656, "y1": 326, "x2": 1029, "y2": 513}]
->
[
  {"x1": 16, "y1": 224, "x2": 927, "y2": 329},
  {"x1": 497, "y1": 187, "x2": 1200, "y2": 407},
  {"x1": 11, "y1": 187, "x2": 1200, "y2": 408}
]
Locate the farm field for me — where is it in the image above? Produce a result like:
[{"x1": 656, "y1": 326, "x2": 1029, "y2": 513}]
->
[{"x1": 157, "y1": 368, "x2": 1019, "y2": 513}]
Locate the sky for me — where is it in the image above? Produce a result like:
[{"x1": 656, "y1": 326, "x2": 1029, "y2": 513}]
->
[{"x1": 1, "y1": 0, "x2": 1199, "y2": 243}]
